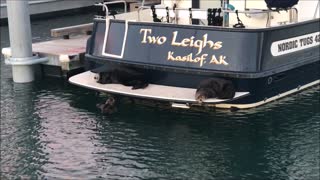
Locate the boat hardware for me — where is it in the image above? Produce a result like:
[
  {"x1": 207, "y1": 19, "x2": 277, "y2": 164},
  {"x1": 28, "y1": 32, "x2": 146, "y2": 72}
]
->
[
  {"x1": 233, "y1": 10, "x2": 245, "y2": 28},
  {"x1": 166, "y1": 6, "x2": 170, "y2": 23},
  {"x1": 173, "y1": 3, "x2": 177, "y2": 24},
  {"x1": 151, "y1": 5, "x2": 161, "y2": 22},
  {"x1": 171, "y1": 103, "x2": 190, "y2": 109},
  {"x1": 207, "y1": 8, "x2": 212, "y2": 26},
  {"x1": 314, "y1": 1, "x2": 320, "y2": 19},
  {"x1": 189, "y1": 8, "x2": 192, "y2": 24},
  {"x1": 138, "y1": 6, "x2": 298, "y2": 27},
  {"x1": 5, "y1": 55, "x2": 48, "y2": 66},
  {"x1": 94, "y1": 0, "x2": 127, "y2": 19}
]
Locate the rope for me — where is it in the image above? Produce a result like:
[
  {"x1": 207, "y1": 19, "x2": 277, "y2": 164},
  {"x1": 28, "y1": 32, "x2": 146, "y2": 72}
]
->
[
  {"x1": 215, "y1": 8, "x2": 223, "y2": 26},
  {"x1": 233, "y1": 10, "x2": 245, "y2": 28},
  {"x1": 189, "y1": 8, "x2": 193, "y2": 24},
  {"x1": 211, "y1": 9, "x2": 217, "y2": 26},
  {"x1": 207, "y1": 9, "x2": 212, "y2": 26},
  {"x1": 166, "y1": 6, "x2": 170, "y2": 23},
  {"x1": 151, "y1": 5, "x2": 161, "y2": 22},
  {"x1": 173, "y1": 3, "x2": 177, "y2": 23},
  {"x1": 109, "y1": 10, "x2": 117, "y2": 19}
]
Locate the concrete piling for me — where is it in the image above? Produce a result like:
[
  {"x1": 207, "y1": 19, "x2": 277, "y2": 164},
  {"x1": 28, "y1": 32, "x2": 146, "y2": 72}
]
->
[{"x1": 6, "y1": 0, "x2": 35, "y2": 83}]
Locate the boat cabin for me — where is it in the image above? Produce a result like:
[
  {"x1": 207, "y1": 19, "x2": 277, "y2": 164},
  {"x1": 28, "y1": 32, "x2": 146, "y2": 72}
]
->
[{"x1": 95, "y1": 0, "x2": 319, "y2": 28}]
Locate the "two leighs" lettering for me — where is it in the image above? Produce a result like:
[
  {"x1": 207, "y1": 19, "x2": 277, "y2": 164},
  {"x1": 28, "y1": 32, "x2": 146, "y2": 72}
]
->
[{"x1": 140, "y1": 29, "x2": 223, "y2": 55}]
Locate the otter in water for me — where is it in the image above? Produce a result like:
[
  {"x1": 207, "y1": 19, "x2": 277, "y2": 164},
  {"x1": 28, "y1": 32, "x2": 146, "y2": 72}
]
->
[
  {"x1": 195, "y1": 78, "x2": 235, "y2": 102},
  {"x1": 96, "y1": 97, "x2": 117, "y2": 114}
]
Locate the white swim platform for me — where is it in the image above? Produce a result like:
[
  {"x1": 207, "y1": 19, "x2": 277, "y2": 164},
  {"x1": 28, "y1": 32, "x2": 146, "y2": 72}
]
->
[{"x1": 69, "y1": 71, "x2": 250, "y2": 104}]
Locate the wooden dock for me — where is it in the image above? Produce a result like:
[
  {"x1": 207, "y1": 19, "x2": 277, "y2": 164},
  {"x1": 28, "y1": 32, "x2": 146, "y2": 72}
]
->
[{"x1": 2, "y1": 35, "x2": 89, "y2": 77}]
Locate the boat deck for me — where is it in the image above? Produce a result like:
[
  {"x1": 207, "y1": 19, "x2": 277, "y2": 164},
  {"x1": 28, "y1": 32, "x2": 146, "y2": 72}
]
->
[
  {"x1": 31, "y1": 36, "x2": 88, "y2": 57},
  {"x1": 69, "y1": 71, "x2": 249, "y2": 104}
]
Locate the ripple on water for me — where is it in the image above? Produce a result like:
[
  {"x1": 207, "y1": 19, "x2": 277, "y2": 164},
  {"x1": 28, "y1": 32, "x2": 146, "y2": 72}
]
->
[{"x1": 1, "y1": 81, "x2": 319, "y2": 180}]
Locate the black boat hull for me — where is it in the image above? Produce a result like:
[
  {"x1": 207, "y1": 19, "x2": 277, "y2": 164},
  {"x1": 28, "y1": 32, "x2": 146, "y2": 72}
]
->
[{"x1": 75, "y1": 18, "x2": 320, "y2": 109}]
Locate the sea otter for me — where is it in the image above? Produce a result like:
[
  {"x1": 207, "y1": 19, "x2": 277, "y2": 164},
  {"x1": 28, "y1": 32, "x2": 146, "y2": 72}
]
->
[
  {"x1": 195, "y1": 78, "x2": 236, "y2": 102},
  {"x1": 93, "y1": 66, "x2": 149, "y2": 90},
  {"x1": 96, "y1": 96, "x2": 117, "y2": 114}
]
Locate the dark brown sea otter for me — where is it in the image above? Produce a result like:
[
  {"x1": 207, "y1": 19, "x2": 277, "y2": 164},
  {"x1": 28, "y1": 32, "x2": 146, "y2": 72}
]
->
[
  {"x1": 94, "y1": 66, "x2": 149, "y2": 90},
  {"x1": 96, "y1": 97, "x2": 117, "y2": 114},
  {"x1": 195, "y1": 78, "x2": 236, "y2": 102}
]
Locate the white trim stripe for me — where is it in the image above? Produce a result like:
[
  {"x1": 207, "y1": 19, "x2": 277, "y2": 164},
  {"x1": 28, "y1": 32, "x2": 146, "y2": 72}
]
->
[{"x1": 215, "y1": 80, "x2": 320, "y2": 109}]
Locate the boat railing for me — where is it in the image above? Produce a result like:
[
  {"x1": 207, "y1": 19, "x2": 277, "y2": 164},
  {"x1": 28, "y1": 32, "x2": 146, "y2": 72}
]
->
[
  {"x1": 137, "y1": 5, "x2": 299, "y2": 28},
  {"x1": 223, "y1": 8, "x2": 298, "y2": 27},
  {"x1": 315, "y1": 1, "x2": 320, "y2": 19},
  {"x1": 94, "y1": 0, "x2": 127, "y2": 19}
]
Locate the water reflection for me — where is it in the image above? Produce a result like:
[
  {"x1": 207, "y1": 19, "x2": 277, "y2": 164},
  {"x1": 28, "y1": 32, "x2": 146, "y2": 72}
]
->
[{"x1": 1, "y1": 82, "x2": 47, "y2": 179}]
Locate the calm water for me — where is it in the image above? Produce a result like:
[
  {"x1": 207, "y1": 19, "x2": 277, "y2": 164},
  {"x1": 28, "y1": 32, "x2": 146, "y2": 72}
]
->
[{"x1": 1, "y1": 13, "x2": 320, "y2": 180}]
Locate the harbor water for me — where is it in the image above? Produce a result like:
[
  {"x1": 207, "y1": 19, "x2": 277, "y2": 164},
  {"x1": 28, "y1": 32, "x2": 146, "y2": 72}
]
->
[{"x1": 1, "y1": 12, "x2": 319, "y2": 180}]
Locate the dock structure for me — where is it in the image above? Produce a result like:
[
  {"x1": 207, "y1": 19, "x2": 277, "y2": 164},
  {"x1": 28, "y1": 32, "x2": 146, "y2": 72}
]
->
[
  {"x1": 0, "y1": 0, "x2": 161, "y2": 20},
  {"x1": 2, "y1": 0, "x2": 161, "y2": 82},
  {"x1": 2, "y1": 0, "x2": 93, "y2": 82},
  {"x1": 2, "y1": 33, "x2": 90, "y2": 78},
  {"x1": 0, "y1": 0, "x2": 98, "y2": 20},
  {"x1": 5, "y1": 0, "x2": 40, "y2": 82}
]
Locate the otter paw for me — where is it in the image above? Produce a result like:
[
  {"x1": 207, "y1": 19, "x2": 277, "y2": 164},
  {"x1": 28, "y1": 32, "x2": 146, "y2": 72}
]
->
[{"x1": 131, "y1": 83, "x2": 149, "y2": 90}]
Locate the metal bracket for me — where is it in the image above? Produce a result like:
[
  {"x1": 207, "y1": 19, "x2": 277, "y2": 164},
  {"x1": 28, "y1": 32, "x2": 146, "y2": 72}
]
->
[
  {"x1": 5, "y1": 55, "x2": 48, "y2": 65},
  {"x1": 94, "y1": 0, "x2": 127, "y2": 19},
  {"x1": 171, "y1": 103, "x2": 190, "y2": 109}
]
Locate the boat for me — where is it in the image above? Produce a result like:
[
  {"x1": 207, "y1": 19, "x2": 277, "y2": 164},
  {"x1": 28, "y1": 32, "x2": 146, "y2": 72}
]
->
[{"x1": 69, "y1": 0, "x2": 320, "y2": 110}]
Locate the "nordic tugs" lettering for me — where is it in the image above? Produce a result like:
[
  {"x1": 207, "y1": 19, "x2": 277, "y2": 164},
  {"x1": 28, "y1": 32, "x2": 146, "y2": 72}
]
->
[{"x1": 271, "y1": 32, "x2": 320, "y2": 56}]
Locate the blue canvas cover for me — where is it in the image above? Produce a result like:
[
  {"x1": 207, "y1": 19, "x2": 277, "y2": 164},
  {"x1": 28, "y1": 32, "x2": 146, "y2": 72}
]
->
[{"x1": 265, "y1": 0, "x2": 299, "y2": 9}]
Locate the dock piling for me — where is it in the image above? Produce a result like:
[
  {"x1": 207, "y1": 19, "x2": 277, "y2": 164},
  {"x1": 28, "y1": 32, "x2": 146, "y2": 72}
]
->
[{"x1": 6, "y1": 0, "x2": 45, "y2": 83}]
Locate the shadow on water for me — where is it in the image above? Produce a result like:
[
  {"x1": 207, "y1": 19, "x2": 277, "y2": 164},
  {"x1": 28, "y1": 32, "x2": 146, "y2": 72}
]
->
[{"x1": 1, "y1": 11, "x2": 319, "y2": 180}]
